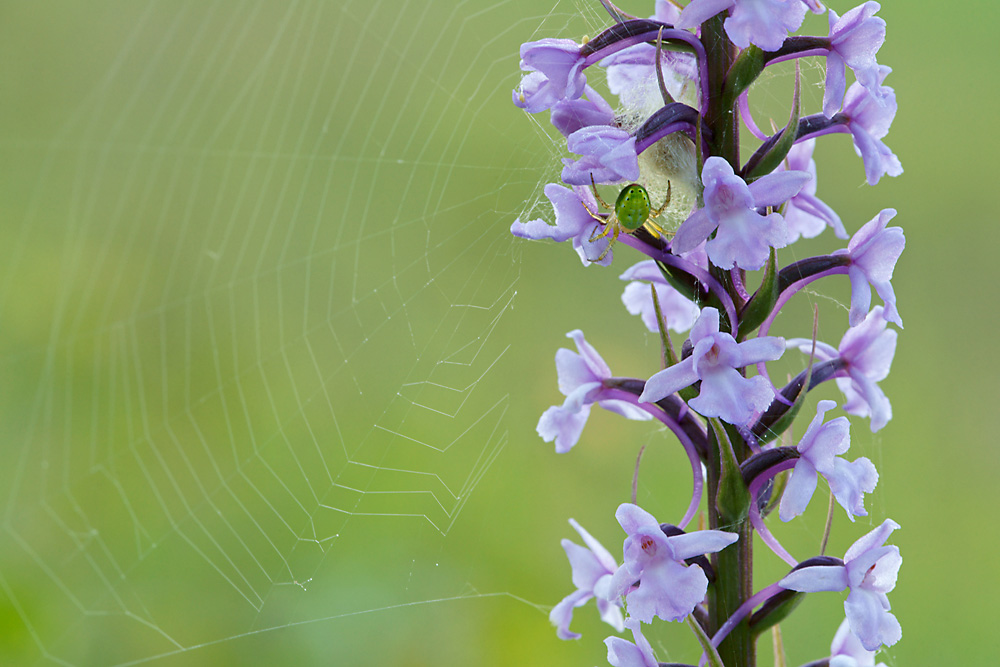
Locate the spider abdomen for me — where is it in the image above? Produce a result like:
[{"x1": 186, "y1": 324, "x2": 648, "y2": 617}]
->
[{"x1": 614, "y1": 184, "x2": 653, "y2": 231}]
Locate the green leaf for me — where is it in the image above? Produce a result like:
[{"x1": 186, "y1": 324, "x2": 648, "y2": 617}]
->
[
  {"x1": 737, "y1": 247, "x2": 779, "y2": 340},
  {"x1": 750, "y1": 590, "x2": 805, "y2": 639},
  {"x1": 755, "y1": 350, "x2": 815, "y2": 446},
  {"x1": 656, "y1": 260, "x2": 702, "y2": 304},
  {"x1": 711, "y1": 418, "x2": 750, "y2": 525},
  {"x1": 651, "y1": 284, "x2": 680, "y2": 369},
  {"x1": 686, "y1": 615, "x2": 726, "y2": 667},
  {"x1": 760, "y1": 468, "x2": 788, "y2": 519},
  {"x1": 721, "y1": 45, "x2": 765, "y2": 112},
  {"x1": 742, "y1": 62, "x2": 801, "y2": 182}
]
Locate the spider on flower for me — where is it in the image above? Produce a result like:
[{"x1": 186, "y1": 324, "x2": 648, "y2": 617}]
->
[{"x1": 581, "y1": 175, "x2": 671, "y2": 262}]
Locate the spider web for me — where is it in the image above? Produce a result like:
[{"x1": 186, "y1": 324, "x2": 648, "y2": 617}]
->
[
  {"x1": 0, "y1": 1, "x2": 605, "y2": 664},
  {"x1": 0, "y1": 0, "x2": 907, "y2": 664}
]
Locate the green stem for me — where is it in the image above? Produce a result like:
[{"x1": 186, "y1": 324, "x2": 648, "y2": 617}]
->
[
  {"x1": 702, "y1": 13, "x2": 754, "y2": 667},
  {"x1": 702, "y1": 12, "x2": 742, "y2": 325},
  {"x1": 702, "y1": 14, "x2": 739, "y2": 167}
]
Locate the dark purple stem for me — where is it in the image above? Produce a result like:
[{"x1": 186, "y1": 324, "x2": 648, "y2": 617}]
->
[
  {"x1": 580, "y1": 22, "x2": 709, "y2": 112},
  {"x1": 619, "y1": 233, "x2": 740, "y2": 331},
  {"x1": 600, "y1": 385, "x2": 705, "y2": 529},
  {"x1": 747, "y1": 460, "x2": 800, "y2": 566}
]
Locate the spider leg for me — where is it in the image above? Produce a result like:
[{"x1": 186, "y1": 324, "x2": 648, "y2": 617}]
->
[
  {"x1": 650, "y1": 181, "x2": 672, "y2": 218},
  {"x1": 642, "y1": 219, "x2": 673, "y2": 238},
  {"x1": 589, "y1": 219, "x2": 616, "y2": 242},
  {"x1": 593, "y1": 225, "x2": 620, "y2": 262},
  {"x1": 580, "y1": 199, "x2": 606, "y2": 224},
  {"x1": 590, "y1": 173, "x2": 612, "y2": 210}
]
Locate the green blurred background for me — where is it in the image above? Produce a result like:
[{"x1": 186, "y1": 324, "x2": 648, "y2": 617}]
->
[{"x1": 0, "y1": 1, "x2": 996, "y2": 665}]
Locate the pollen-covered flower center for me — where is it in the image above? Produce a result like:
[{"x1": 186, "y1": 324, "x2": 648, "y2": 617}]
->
[{"x1": 640, "y1": 535, "x2": 658, "y2": 555}]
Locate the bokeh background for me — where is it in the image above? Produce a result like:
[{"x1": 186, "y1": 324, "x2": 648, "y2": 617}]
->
[{"x1": 1, "y1": 1, "x2": 996, "y2": 665}]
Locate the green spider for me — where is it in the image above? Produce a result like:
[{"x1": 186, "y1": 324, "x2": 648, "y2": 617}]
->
[{"x1": 581, "y1": 176, "x2": 671, "y2": 262}]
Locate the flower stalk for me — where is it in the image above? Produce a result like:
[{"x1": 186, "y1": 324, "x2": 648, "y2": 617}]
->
[{"x1": 511, "y1": 2, "x2": 904, "y2": 665}]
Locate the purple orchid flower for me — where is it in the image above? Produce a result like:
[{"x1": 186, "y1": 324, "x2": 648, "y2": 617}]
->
[
  {"x1": 513, "y1": 38, "x2": 586, "y2": 113},
  {"x1": 834, "y1": 208, "x2": 904, "y2": 327},
  {"x1": 672, "y1": 156, "x2": 810, "y2": 270},
  {"x1": 603, "y1": 43, "x2": 698, "y2": 110},
  {"x1": 779, "y1": 400, "x2": 878, "y2": 522},
  {"x1": 510, "y1": 183, "x2": 614, "y2": 266},
  {"x1": 779, "y1": 519, "x2": 902, "y2": 651},
  {"x1": 605, "y1": 618, "x2": 659, "y2": 667},
  {"x1": 830, "y1": 617, "x2": 888, "y2": 667},
  {"x1": 779, "y1": 139, "x2": 847, "y2": 242},
  {"x1": 550, "y1": 518, "x2": 624, "y2": 640},
  {"x1": 842, "y1": 66, "x2": 902, "y2": 186},
  {"x1": 536, "y1": 330, "x2": 651, "y2": 453},
  {"x1": 619, "y1": 260, "x2": 701, "y2": 334},
  {"x1": 677, "y1": 0, "x2": 809, "y2": 52},
  {"x1": 600, "y1": 1, "x2": 697, "y2": 109},
  {"x1": 549, "y1": 85, "x2": 616, "y2": 137},
  {"x1": 561, "y1": 126, "x2": 640, "y2": 186},
  {"x1": 639, "y1": 308, "x2": 784, "y2": 425},
  {"x1": 824, "y1": 2, "x2": 887, "y2": 117},
  {"x1": 787, "y1": 306, "x2": 896, "y2": 432},
  {"x1": 607, "y1": 503, "x2": 738, "y2": 623}
]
